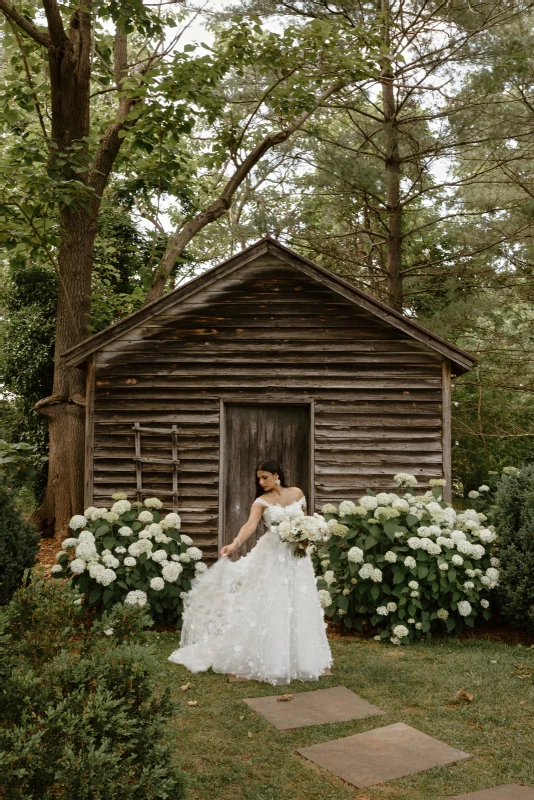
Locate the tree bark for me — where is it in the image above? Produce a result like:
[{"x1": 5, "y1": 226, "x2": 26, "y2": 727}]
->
[{"x1": 380, "y1": 0, "x2": 403, "y2": 312}]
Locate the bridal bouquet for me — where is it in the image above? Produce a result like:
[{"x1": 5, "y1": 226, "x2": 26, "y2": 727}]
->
[{"x1": 272, "y1": 513, "x2": 330, "y2": 558}]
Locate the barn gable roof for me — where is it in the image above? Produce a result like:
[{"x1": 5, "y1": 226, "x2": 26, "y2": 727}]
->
[{"x1": 63, "y1": 237, "x2": 477, "y2": 373}]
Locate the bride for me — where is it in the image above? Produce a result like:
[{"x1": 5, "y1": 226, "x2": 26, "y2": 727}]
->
[{"x1": 168, "y1": 459, "x2": 333, "y2": 685}]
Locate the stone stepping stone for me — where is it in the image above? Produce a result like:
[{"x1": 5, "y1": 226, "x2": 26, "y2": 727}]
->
[
  {"x1": 227, "y1": 668, "x2": 332, "y2": 683},
  {"x1": 296, "y1": 721, "x2": 470, "y2": 788},
  {"x1": 448, "y1": 787, "x2": 534, "y2": 799},
  {"x1": 242, "y1": 686, "x2": 385, "y2": 730}
]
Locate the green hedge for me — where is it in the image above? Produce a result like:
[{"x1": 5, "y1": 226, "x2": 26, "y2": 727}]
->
[{"x1": 0, "y1": 484, "x2": 40, "y2": 605}]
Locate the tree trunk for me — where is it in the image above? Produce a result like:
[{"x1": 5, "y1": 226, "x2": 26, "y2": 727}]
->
[{"x1": 380, "y1": 0, "x2": 403, "y2": 312}]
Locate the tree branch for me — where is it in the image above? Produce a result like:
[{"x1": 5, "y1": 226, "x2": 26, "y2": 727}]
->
[{"x1": 0, "y1": 0, "x2": 51, "y2": 46}]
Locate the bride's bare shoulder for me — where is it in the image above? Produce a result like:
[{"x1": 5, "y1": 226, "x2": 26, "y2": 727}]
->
[{"x1": 289, "y1": 487, "x2": 305, "y2": 500}]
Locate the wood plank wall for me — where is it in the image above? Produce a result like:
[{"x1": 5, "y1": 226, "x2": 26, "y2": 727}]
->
[{"x1": 91, "y1": 257, "x2": 445, "y2": 560}]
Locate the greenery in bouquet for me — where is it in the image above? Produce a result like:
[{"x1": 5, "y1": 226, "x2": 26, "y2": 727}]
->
[
  {"x1": 52, "y1": 493, "x2": 208, "y2": 625},
  {"x1": 310, "y1": 473, "x2": 499, "y2": 644}
]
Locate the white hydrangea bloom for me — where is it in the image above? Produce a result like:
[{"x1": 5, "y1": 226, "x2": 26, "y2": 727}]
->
[
  {"x1": 51, "y1": 564, "x2": 63, "y2": 574},
  {"x1": 481, "y1": 576, "x2": 491, "y2": 587},
  {"x1": 463, "y1": 509, "x2": 480, "y2": 521},
  {"x1": 339, "y1": 500, "x2": 358, "y2": 516},
  {"x1": 102, "y1": 553, "x2": 120, "y2": 569},
  {"x1": 393, "y1": 624, "x2": 409, "y2": 638},
  {"x1": 376, "y1": 492, "x2": 393, "y2": 506},
  {"x1": 70, "y1": 558, "x2": 86, "y2": 574},
  {"x1": 371, "y1": 568, "x2": 383, "y2": 583},
  {"x1": 151, "y1": 549, "x2": 168, "y2": 564},
  {"x1": 429, "y1": 478, "x2": 446, "y2": 487},
  {"x1": 415, "y1": 622, "x2": 423, "y2": 629},
  {"x1": 62, "y1": 538, "x2": 79, "y2": 549},
  {"x1": 102, "y1": 511, "x2": 119, "y2": 523},
  {"x1": 111, "y1": 492, "x2": 128, "y2": 501},
  {"x1": 69, "y1": 515, "x2": 87, "y2": 530},
  {"x1": 195, "y1": 562, "x2": 207, "y2": 574},
  {"x1": 75, "y1": 541, "x2": 98, "y2": 561},
  {"x1": 161, "y1": 513, "x2": 181, "y2": 530},
  {"x1": 144, "y1": 497, "x2": 163, "y2": 509},
  {"x1": 466, "y1": 569, "x2": 475, "y2": 577},
  {"x1": 111, "y1": 499, "x2": 131, "y2": 515},
  {"x1": 150, "y1": 577, "x2": 165, "y2": 591},
  {"x1": 426, "y1": 542, "x2": 442, "y2": 556},
  {"x1": 323, "y1": 570, "x2": 336, "y2": 586},
  {"x1": 358, "y1": 563, "x2": 374, "y2": 580},
  {"x1": 138, "y1": 510, "x2": 153, "y2": 523},
  {"x1": 463, "y1": 581, "x2": 475, "y2": 590},
  {"x1": 84, "y1": 506, "x2": 98, "y2": 518},
  {"x1": 162, "y1": 562, "x2": 183, "y2": 582},
  {"x1": 443, "y1": 507, "x2": 457, "y2": 526},
  {"x1": 407, "y1": 537, "x2": 421, "y2": 550},
  {"x1": 390, "y1": 636, "x2": 401, "y2": 645},
  {"x1": 146, "y1": 523, "x2": 163, "y2": 537},
  {"x1": 458, "y1": 600, "x2": 472, "y2": 617},
  {"x1": 321, "y1": 503, "x2": 338, "y2": 514},
  {"x1": 154, "y1": 532, "x2": 172, "y2": 544},
  {"x1": 470, "y1": 544, "x2": 485, "y2": 560},
  {"x1": 374, "y1": 506, "x2": 400, "y2": 521},
  {"x1": 91, "y1": 508, "x2": 109, "y2": 520},
  {"x1": 180, "y1": 534, "x2": 193, "y2": 545},
  {"x1": 347, "y1": 547, "x2": 364, "y2": 564},
  {"x1": 451, "y1": 554, "x2": 464, "y2": 566},
  {"x1": 438, "y1": 561, "x2": 449, "y2": 571},
  {"x1": 437, "y1": 608, "x2": 449, "y2": 620},
  {"x1": 384, "y1": 551, "x2": 397, "y2": 563},
  {"x1": 128, "y1": 542, "x2": 142, "y2": 557},
  {"x1": 358, "y1": 495, "x2": 378, "y2": 511},
  {"x1": 481, "y1": 599, "x2": 490, "y2": 608},
  {"x1": 118, "y1": 526, "x2": 133, "y2": 537},
  {"x1": 124, "y1": 556, "x2": 136, "y2": 567},
  {"x1": 320, "y1": 559, "x2": 330, "y2": 568},
  {"x1": 490, "y1": 557, "x2": 500, "y2": 568},
  {"x1": 138, "y1": 529, "x2": 152, "y2": 539},
  {"x1": 179, "y1": 553, "x2": 191, "y2": 563},
  {"x1": 115, "y1": 546, "x2": 127, "y2": 554},
  {"x1": 404, "y1": 556, "x2": 416, "y2": 569},
  {"x1": 408, "y1": 580, "x2": 419, "y2": 590},
  {"x1": 478, "y1": 529, "x2": 495, "y2": 544},
  {"x1": 391, "y1": 498, "x2": 410, "y2": 512},
  {"x1": 103, "y1": 627, "x2": 114, "y2": 636},
  {"x1": 468, "y1": 490, "x2": 480, "y2": 499},
  {"x1": 407, "y1": 618, "x2": 415, "y2": 624},
  {"x1": 124, "y1": 590, "x2": 148, "y2": 606},
  {"x1": 393, "y1": 473, "x2": 418, "y2": 487},
  {"x1": 376, "y1": 606, "x2": 389, "y2": 616},
  {"x1": 186, "y1": 546, "x2": 203, "y2": 561},
  {"x1": 485, "y1": 567, "x2": 499, "y2": 586},
  {"x1": 426, "y1": 525, "x2": 442, "y2": 537},
  {"x1": 374, "y1": 635, "x2": 382, "y2": 641},
  {"x1": 410, "y1": 590, "x2": 419, "y2": 598},
  {"x1": 318, "y1": 589, "x2": 332, "y2": 608},
  {"x1": 386, "y1": 602, "x2": 397, "y2": 612},
  {"x1": 306, "y1": 544, "x2": 316, "y2": 556},
  {"x1": 478, "y1": 485, "x2": 490, "y2": 492}
]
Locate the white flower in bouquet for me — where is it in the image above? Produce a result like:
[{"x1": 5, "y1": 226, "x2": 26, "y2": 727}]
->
[
  {"x1": 358, "y1": 495, "x2": 379, "y2": 511},
  {"x1": 186, "y1": 546, "x2": 203, "y2": 561},
  {"x1": 323, "y1": 570, "x2": 336, "y2": 586},
  {"x1": 306, "y1": 544, "x2": 316, "y2": 556},
  {"x1": 195, "y1": 562, "x2": 207, "y2": 574},
  {"x1": 269, "y1": 506, "x2": 286, "y2": 524},
  {"x1": 338, "y1": 500, "x2": 358, "y2": 516},
  {"x1": 391, "y1": 498, "x2": 410, "y2": 512},
  {"x1": 347, "y1": 547, "x2": 364, "y2": 564},
  {"x1": 124, "y1": 557, "x2": 136, "y2": 567},
  {"x1": 384, "y1": 551, "x2": 397, "y2": 563},
  {"x1": 394, "y1": 472, "x2": 418, "y2": 487},
  {"x1": 463, "y1": 581, "x2": 475, "y2": 590},
  {"x1": 151, "y1": 549, "x2": 168, "y2": 564},
  {"x1": 180, "y1": 534, "x2": 193, "y2": 545},
  {"x1": 393, "y1": 624, "x2": 409, "y2": 638},
  {"x1": 125, "y1": 590, "x2": 148, "y2": 606},
  {"x1": 144, "y1": 497, "x2": 163, "y2": 509},
  {"x1": 478, "y1": 529, "x2": 495, "y2": 544},
  {"x1": 70, "y1": 558, "x2": 86, "y2": 574},
  {"x1": 490, "y1": 557, "x2": 500, "y2": 568},
  {"x1": 150, "y1": 577, "x2": 165, "y2": 591},
  {"x1": 161, "y1": 513, "x2": 181, "y2": 530},
  {"x1": 415, "y1": 622, "x2": 423, "y2": 629},
  {"x1": 111, "y1": 499, "x2": 131, "y2": 515},
  {"x1": 376, "y1": 492, "x2": 393, "y2": 506},
  {"x1": 69, "y1": 515, "x2": 87, "y2": 530},
  {"x1": 118, "y1": 526, "x2": 133, "y2": 537},
  {"x1": 318, "y1": 589, "x2": 332, "y2": 608},
  {"x1": 437, "y1": 608, "x2": 449, "y2": 620},
  {"x1": 102, "y1": 553, "x2": 120, "y2": 569},
  {"x1": 404, "y1": 556, "x2": 416, "y2": 569},
  {"x1": 429, "y1": 478, "x2": 446, "y2": 487},
  {"x1": 84, "y1": 506, "x2": 98, "y2": 519},
  {"x1": 358, "y1": 563, "x2": 374, "y2": 579},
  {"x1": 376, "y1": 606, "x2": 389, "y2": 616},
  {"x1": 387, "y1": 602, "x2": 397, "y2": 612},
  {"x1": 451, "y1": 554, "x2": 464, "y2": 566},
  {"x1": 138, "y1": 510, "x2": 153, "y2": 523},
  {"x1": 62, "y1": 538, "x2": 79, "y2": 549},
  {"x1": 468, "y1": 490, "x2": 480, "y2": 499},
  {"x1": 481, "y1": 599, "x2": 490, "y2": 608},
  {"x1": 321, "y1": 503, "x2": 338, "y2": 514},
  {"x1": 162, "y1": 562, "x2": 183, "y2": 582},
  {"x1": 76, "y1": 541, "x2": 98, "y2": 561},
  {"x1": 51, "y1": 564, "x2": 63, "y2": 574},
  {"x1": 458, "y1": 600, "x2": 472, "y2": 617},
  {"x1": 478, "y1": 484, "x2": 490, "y2": 492}
]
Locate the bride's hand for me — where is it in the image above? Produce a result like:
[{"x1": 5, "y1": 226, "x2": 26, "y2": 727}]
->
[{"x1": 220, "y1": 541, "x2": 238, "y2": 557}]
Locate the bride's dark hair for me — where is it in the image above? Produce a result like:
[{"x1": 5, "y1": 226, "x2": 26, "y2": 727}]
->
[{"x1": 255, "y1": 459, "x2": 287, "y2": 497}]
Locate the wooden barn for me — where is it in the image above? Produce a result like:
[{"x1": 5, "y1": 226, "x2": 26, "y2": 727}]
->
[{"x1": 63, "y1": 237, "x2": 477, "y2": 561}]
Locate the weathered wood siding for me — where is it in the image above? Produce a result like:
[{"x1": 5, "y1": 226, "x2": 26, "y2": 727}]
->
[{"x1": 90, "y1": 257, "x2": 445, "y2": 560}]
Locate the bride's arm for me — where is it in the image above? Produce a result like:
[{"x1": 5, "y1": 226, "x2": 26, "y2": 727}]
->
[{"x1": 220, "y1": 502, "x2": 264, "y2": 556}]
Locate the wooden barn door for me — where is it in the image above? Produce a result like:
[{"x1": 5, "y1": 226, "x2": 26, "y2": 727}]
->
[{"x1": 221, "y1": 403, "x2": 312, "y2": 558}]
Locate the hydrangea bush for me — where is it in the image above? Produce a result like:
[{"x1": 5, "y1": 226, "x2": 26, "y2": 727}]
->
[
  {"x1": 310, "y1": 473, "x2": 499, "y2": 644},
  {"x1": 460, "y1": 466, "x2": 521, "y2": 524},
  {"x1": 52, "y1": 493, "x2": 208, "y2": 625}
]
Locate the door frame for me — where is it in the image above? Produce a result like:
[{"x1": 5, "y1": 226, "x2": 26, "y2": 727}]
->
[{"x1": 218, "y1": 398, "x2": 315, "y2": 553}]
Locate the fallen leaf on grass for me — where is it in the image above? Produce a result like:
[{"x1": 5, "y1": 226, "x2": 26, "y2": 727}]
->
[
  {"x1": 187, "y1": 700, "x2": 198, "y2": 706},
  {"x1": 247, "y1": 732, "x2": 253, "y2": 738},
  {"x1": 512, "y1": 664, "x2": 533, "y2": 679},
  {"x1": 180, "y1": 682, "x2": 190, "y2": 691},
  {"x1": 456, "y1": 690, "x2": 474, "y2": 702},
  {"x1": 520, "y1": 700, "x2": 527, "y2": 706},
  {"x1": 277, "y1": 694, "x2": 293, "y2": 702}
]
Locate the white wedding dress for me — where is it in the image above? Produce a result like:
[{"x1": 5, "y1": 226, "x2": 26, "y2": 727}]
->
[{"x1": 168, "y1": 496, "x2": 333, "y2": 685}]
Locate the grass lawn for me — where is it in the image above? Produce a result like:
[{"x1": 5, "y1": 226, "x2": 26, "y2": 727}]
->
[{"x1": 151, "y1": 631, "x2": 534, "y2": 800}]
